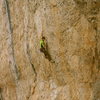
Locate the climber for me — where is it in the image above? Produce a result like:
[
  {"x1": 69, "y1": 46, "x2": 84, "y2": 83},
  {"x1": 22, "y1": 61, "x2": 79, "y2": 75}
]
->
[
  {"x1": 40, "y1": 36, "x2": 50, "y2": 59},
  {"x1": 40, "y1": 36, "x2": 46, "y2": 53},
  {"x1": 40, "y1": 36, "x2": 54, "y2": 62}
]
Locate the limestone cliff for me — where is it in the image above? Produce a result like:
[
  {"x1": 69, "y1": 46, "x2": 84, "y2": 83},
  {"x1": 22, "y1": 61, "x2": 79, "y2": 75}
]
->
[{"x1": 0, "y1": 0, "x2": 100, "y2": 100}]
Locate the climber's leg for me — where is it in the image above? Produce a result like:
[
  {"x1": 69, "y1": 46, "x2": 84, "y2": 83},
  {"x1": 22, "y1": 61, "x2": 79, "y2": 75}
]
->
[
  {"x1": 44, "y1": 50, "x2": 52, "y2": 61},
  {"x1": 40, "y1": 47, "x2": 45, "y2": 52},
  {"x1": 40, "y1": 47, "x2": 54, "y2": 62}
]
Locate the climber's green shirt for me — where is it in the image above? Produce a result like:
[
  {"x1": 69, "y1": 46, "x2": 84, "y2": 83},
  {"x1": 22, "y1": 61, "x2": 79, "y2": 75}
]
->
[{"x1": 40, "y1": 40, "x2": 45, "y2": 48}]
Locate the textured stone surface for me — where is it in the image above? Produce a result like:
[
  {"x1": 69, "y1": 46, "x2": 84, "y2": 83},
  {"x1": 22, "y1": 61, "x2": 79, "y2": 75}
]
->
[{"x1": 0, "y1": 0, "x2": 100, "y2": 100}]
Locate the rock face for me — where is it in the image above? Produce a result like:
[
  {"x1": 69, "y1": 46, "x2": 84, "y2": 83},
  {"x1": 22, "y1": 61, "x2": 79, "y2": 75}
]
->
[{"x1": 0, "y1": 0, "x2": 100, "y2": 100}]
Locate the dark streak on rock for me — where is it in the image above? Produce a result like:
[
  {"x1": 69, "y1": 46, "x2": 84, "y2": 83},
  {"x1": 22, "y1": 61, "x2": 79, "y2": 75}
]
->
[
  {"x1": 27, "y1": 43, "x2": 37, "y2": 81},
  {"x1": 4, "y1": 0, "x2": 20, "y2": 81},
  {"x1": 25, "y1": 0, "x2": 37, "y2": 83},
  {"x1": 95, "y1": 29, "x2": 99, "y2": 70},
  {"x1": 0, "y1": 88, "x2": 3, "y2": 100}
]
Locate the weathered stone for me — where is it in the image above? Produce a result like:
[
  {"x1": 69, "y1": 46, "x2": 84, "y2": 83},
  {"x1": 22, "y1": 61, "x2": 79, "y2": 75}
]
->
[{"x1": 0, "y1": 0, "x2": 99, "y2": 100}]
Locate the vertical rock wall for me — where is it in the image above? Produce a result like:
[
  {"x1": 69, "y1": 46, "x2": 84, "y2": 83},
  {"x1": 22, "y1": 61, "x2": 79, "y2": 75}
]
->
[{"x1": 0, "y1": 0, "x2": 100, "y2": 100}]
